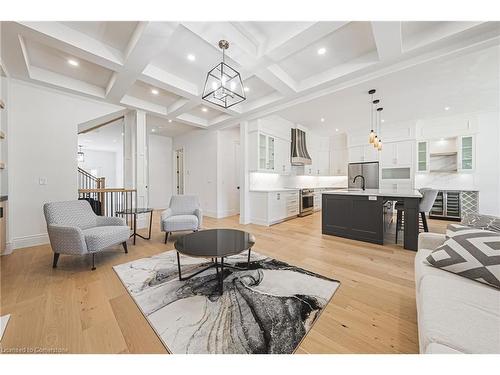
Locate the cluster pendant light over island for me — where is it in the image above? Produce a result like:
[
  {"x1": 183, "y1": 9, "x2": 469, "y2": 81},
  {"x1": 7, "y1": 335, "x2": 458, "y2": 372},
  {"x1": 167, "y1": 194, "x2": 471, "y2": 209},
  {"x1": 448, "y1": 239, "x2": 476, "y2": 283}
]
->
[{"x1": 368, "y1": 89, "x2": 383, "y2": 151}]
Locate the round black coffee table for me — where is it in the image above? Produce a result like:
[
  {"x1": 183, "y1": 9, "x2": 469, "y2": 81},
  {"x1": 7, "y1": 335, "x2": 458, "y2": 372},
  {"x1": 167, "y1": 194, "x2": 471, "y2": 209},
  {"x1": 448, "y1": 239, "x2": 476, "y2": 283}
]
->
[{"x1": 174, "y1": 229, "x2": 256, "y2": 294}]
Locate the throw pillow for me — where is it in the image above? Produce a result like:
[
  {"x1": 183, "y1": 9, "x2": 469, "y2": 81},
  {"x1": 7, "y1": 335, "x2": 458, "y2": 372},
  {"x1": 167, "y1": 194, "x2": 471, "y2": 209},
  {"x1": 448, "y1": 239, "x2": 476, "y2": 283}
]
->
[
  {"x1": 426, "y1": 228, "x2": 500, "y2": 289},
  {"x1": 446, "y1": 223, "x2": 481, "y2": 238},
  {"x1": 461, "y1": 213, "x2": 500, "y2": 233}
]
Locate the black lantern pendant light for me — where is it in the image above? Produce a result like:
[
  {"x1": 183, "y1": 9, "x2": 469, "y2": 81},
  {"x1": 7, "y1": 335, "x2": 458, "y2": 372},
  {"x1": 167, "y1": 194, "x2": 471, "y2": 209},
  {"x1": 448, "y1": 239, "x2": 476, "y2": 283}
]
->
[{"x1": 202, "y1": 40, "x2": 246, "y2": 109}]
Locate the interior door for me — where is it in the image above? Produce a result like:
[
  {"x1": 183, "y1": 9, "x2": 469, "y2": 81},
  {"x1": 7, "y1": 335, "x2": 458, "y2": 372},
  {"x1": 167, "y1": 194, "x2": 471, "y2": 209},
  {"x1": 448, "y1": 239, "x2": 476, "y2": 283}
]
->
[{"x1": 231, "y1": 141, "x2": 241, "y2": 214}]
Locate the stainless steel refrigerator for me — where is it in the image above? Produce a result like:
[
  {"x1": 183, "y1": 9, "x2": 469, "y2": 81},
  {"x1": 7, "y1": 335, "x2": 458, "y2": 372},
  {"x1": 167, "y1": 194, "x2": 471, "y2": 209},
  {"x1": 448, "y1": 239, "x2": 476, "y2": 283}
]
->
[{"x1": 348, "y1": 162, "x2": 379, "y2": 189}]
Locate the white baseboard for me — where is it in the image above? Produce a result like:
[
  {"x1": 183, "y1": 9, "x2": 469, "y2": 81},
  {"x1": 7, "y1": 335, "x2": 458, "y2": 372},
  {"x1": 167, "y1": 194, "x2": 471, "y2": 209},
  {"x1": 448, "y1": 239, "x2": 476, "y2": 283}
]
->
[
  {"x1": 12, "y1": 233, "x2": 49, "y2": 250},
  {"x1": 216, "y1": 209, "x2": 239, "y2": 218},
  {"x1": 204, "y1": 210, "x2": 218, "y2": 218}
]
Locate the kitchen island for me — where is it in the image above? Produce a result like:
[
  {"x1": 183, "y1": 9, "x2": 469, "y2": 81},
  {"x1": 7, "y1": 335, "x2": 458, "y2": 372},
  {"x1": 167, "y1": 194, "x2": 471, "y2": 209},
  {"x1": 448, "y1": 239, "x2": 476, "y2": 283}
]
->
[{"x1": 322, "y1": 189, "x2": 423, "y2": 251}]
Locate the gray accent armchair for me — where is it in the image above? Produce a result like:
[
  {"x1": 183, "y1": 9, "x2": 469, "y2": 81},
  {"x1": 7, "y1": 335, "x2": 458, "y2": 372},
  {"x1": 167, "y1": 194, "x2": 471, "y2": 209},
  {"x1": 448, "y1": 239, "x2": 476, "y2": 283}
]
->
[
  {"x1": 161, "y1": 195, "x2": 202, "y2": 243},
  {"x1": 43, "y1": 200, "x2": 130, "y2": 270}
]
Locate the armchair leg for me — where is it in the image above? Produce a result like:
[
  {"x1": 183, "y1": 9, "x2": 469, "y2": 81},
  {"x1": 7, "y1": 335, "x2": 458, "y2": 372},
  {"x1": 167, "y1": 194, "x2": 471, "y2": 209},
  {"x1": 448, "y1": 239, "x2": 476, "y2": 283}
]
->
[
  {"x1": 52, "y1": 253, "x2": 60, "y2": 268},
  {"x1": 122, "y1": 241, "x2": 128, "y2": 254},
  {"x1": 164, "y1": 232, "x2": 169, "y2": 244},
  {"x1": 91, "y1": 253, "x2": 96, "y2": 271}
]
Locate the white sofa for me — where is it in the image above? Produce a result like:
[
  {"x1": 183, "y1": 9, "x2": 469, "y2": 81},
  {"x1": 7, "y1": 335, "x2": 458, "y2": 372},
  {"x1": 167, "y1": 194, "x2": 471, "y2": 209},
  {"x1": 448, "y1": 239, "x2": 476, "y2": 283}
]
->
[{"x1": 416, "y1": 232, "x2": 500, "y2": 354}]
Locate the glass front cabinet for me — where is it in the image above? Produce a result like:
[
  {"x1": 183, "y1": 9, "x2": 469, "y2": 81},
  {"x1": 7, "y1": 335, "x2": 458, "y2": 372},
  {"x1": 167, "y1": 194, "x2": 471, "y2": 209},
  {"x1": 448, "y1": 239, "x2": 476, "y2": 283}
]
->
[
  {"x1": 459, "y1": 135, "x2": 474, "y2": 171},
  {"x1": 258, "y1": 133, "x2": 275, "y2": 171},
  {"x1": 417, "y1": 141, "x2": 429, "y2": 173}
]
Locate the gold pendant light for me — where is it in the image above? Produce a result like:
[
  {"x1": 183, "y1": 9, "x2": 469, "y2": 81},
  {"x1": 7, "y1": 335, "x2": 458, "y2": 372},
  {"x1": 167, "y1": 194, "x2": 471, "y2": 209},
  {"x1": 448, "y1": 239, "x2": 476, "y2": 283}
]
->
[
  {"x1": 368, "y1": 89, "x2": 376, "y2": 144},
  {"x1": 376, "y1": 107, "x2": 383, "y2": 151}
]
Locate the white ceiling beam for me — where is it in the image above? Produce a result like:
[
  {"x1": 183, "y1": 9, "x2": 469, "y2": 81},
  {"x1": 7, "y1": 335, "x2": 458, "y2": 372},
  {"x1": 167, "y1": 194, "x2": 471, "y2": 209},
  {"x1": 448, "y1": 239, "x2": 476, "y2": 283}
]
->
[
  {"x1": 167, "y1": 98, "x2": 198, "y2": 118},
  {"x1": 181, "y1": 22, "x2": 259, "y2": 63},
  {"x1": 176, "y1": 113, "x2": 209, "y2": 128},
  {"x1": 17, "y1": 22, "x2": 124, "y2": 70},
  {"x1": 120, "y1": 95, "x2": 168, "y2": 115},
  {"x1": 255, "y1": 65, "x2": 297, "y2": 95},
  {"x1": 105, "y1": 22, "x2": 179, "y2": 102},
  {"x1": 371, "y1": 22, "x2": 403, "y2": 61},
  {"x1": 265, "y1": 22, "x2": 349, "y2": 62},
  {"x1": 141, "y1": 64, "x2": 199, "y2": 98}
]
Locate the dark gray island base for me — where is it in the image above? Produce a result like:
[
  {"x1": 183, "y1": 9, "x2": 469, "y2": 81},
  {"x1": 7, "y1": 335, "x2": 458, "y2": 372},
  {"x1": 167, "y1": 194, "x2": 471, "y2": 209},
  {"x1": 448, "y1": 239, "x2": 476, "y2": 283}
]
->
[{"x1": 321, "y1": 189, "x2": 423, "y2": 251}]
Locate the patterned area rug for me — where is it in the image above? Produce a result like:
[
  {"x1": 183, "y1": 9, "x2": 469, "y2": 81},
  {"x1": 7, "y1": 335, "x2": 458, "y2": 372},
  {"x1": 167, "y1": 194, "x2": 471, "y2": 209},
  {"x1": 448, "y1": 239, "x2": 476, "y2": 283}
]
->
[{"x1": 113, "y1": 250, "x2": 340, "y2": 354}]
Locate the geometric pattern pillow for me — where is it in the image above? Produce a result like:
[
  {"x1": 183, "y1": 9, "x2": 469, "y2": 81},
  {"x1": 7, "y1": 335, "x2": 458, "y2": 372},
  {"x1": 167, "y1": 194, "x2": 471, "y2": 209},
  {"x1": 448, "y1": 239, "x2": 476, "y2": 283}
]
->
[
  {"x1": 426, "y1": 228, "x2": 500, "y2": 289},
  {"x1": 461, "y1": 213, "x2": 500, "y2": 233},
  {"x1": 446, "y1": 223, "x2": 483, "y2": 238}
]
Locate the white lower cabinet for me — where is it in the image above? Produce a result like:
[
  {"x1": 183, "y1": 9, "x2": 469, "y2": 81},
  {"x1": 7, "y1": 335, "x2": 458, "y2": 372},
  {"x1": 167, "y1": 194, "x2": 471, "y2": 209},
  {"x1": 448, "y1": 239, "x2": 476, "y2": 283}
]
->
[
  {"x1": 249, "y1": 190, "x2": 299, "y2": 226},
  {"x1": 313, "y1": 191, "x2": 322, "y2": 211}
]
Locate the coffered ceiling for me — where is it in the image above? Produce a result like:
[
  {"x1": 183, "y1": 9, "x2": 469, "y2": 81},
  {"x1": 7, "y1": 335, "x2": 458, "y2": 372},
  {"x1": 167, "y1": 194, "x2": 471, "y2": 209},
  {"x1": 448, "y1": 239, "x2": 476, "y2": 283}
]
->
[{"x1": 2, "y1": 20, "x2": 499, "y2": 136}]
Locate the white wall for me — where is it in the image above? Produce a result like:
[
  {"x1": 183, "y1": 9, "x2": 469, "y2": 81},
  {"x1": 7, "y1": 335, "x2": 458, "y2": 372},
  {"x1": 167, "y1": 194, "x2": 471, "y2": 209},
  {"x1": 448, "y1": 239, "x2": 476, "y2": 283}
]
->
[
  {"x1": 217, "y1": 127, "x2": 240, "y2": 218},
  {"x1": 78, "y1": 149, "x2": 118, "y2": 187},
  {"x1": 148, "y1": 134, "x2": 172, "y2": 209},
  {"x1": 8, "y1": 80, "x2": 123, "y2": 250},
  {"x1": 172, "y1": 129, "x2": 218, "y2": 217},
  {"x1": 0, "y1": 76, "x2": 9, "y2": 196}
]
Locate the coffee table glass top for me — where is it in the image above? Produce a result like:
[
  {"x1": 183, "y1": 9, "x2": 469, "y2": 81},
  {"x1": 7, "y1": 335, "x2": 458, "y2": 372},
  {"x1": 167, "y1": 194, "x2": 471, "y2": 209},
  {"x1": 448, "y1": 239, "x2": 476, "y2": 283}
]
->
[
  {"x1": 116, "y1": 207, "x2": 153, "y2": 214},
  {"x1": 175, "y1": 229, "x2": 255, "y2": 258}
]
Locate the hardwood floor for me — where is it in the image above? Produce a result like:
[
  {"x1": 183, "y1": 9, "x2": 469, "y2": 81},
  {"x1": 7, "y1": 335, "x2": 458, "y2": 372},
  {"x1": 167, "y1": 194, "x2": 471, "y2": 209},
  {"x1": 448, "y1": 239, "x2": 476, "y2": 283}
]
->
[{"x1": 0, "y1": 212, "x2": 447, "y2": 354}]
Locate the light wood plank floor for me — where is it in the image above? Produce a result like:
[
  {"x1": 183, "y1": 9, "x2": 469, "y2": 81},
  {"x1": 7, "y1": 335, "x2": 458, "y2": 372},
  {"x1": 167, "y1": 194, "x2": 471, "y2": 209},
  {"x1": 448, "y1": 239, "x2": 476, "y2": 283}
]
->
[{"x1": 0, "y1": 212, "x2": 447, "y2": 354}]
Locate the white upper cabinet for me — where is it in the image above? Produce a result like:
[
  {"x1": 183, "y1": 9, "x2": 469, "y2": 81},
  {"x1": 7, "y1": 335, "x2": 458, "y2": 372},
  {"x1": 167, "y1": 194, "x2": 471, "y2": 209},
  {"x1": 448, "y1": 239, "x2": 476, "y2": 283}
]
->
[
  {"x1": 416, "y1": 141, "x2": 429, "y2": 173},
  {"x1": 305, "y1": 133, "x2": 330, "y2": 175},
  {"x1": 248, "y1": 116, "x2": 293, "y2": 175},
  {"x1": 275, "y1": 138, "x2": 291, "y2": 175},
  {"x1": 330, "y1": 133, "x2": 348, "y2": 176},
  {"x1": 380, "y1": 140, "x2": 414, "y2": 167},
  {"x1": 348, "y1": 144, "x2": 379, "y2": 163},
  {"x1": 249, "y1": 131, "x2": 278, "y2": 172},
  {"x1": 458, "y1": 135, "x2": 475, "y2": 172}
]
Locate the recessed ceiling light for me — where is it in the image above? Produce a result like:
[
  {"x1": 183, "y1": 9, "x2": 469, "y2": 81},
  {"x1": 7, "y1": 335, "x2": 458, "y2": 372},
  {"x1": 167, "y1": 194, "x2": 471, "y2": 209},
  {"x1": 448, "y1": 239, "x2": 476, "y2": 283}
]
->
[
  {"x1": 68, "y1": 59, "x2": 79, "y2": 67},
  {"x1": 335, "y1": 128, "x2": 339, "y2": 132},
  {"x1": 121, "y1": 132, "x2": 124, "y2": 136},
  {"x1": 187, "y1": 54, "x2": 196, "y2": 61},
  {"x1": 381, "y1": 119, "x2": 385, "y2": 123},
  {"x1": 444, "y1": 106, "x2": 450, "y2": 111},
  {"x1": 244, "y1": 87, "x2": 250, "y2": 92},
  {"x1": 317, "y1": 47, "x2": 326, "y2": 55},
  {"x1": 151, "y1": 89, "x2": 159, "y2": 95},
  {"x1": 320, "y1": 118, "x2": 325, "y2": 122},
  {"x1": 151, "y1": 128, "x2": 156, "y2": 132},
  {"x1": 168, "y1": 119, "x2": 172, "y2": 123},
  {"x1": 201, "y1": 107, "x2": 208, "y2": 112}
]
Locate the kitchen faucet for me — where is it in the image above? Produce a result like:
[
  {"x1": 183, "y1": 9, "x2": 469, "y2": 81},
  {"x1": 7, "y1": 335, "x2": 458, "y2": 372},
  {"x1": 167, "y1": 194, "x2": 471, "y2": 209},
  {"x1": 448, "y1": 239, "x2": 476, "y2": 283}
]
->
[{"x1": 353, "y1": 175, "x2": 365, "y2": 191}]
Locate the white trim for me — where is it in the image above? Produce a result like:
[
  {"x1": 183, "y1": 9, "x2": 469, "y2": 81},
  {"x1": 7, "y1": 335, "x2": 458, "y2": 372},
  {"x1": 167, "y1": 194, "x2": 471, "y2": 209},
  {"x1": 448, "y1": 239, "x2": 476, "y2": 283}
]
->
[
  {"x1": 12, "y1": 233, "x2": 49, "y2": 250},
  {"x1": 216, "y1": 209, "x2": 238, "y2": 219},
  {"x1": 203, "y1": 210, "x2": 218, "y2": 218}
]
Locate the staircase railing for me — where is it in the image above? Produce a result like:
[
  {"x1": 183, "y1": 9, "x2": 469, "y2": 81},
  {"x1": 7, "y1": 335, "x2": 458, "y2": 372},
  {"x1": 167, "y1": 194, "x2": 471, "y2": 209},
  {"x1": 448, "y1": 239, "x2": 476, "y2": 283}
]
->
[
  {"x1": 78, "y1": 188, "x2": 136, "y2": 225},
  {"x1": 78, "y1": 167, "x2": 105, "y2": 190}
]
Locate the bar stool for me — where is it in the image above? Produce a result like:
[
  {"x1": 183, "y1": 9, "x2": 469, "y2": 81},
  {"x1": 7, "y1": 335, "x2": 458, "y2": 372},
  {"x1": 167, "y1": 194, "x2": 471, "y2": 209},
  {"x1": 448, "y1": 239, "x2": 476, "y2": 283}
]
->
[{"x1": 395, "y1": 188, "x2": 439, "y2": 243}]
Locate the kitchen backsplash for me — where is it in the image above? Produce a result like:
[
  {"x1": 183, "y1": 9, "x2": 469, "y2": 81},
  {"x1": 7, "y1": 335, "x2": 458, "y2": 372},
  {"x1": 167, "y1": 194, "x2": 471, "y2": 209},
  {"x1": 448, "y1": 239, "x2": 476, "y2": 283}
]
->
[
  {"x1": 415, "y1": 172, "x2": 476, "y2": 190},
  {"x1": 250, "y1": 172, "x2": 348, "y2": 190}
]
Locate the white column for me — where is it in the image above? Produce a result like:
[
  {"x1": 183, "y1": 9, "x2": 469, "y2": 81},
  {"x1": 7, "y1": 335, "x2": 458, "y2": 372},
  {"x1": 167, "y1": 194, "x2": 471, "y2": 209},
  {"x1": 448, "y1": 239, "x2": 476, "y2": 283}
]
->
[
  {"x1": 135, "y1": 110, "x2": 148, "y2": 210},
  {"x1": 239, "y1": 121, "x2": 250, "y2": 224}
]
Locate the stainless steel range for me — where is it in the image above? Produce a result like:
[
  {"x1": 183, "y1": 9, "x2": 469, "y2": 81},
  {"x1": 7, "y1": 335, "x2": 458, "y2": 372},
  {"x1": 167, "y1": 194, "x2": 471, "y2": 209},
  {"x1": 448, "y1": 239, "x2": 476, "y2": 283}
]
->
[{"x1": 299, "y1": 188, "x2": 314, "y2": 217}]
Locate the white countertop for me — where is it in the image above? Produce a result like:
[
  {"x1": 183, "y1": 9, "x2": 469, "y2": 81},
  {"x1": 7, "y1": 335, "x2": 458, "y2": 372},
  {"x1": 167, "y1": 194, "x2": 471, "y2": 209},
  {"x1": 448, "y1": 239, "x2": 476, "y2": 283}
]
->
[
  {"x1": 249, "y1": 188, "x2": 299, "y2": 192},
  {"x1": 322, "y1": 188, "x2": 423, "y2": 198}
]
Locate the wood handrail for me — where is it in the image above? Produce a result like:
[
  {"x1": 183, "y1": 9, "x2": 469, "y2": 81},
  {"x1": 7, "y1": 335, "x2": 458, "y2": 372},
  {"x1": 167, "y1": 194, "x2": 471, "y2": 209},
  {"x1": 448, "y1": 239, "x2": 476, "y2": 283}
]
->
[
  {"x1": 78, "y1": 167, "x2": 97, "y2": 180},
  {"x1": 78, "y1": 188, "x2": 136, "y2": 193}
]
